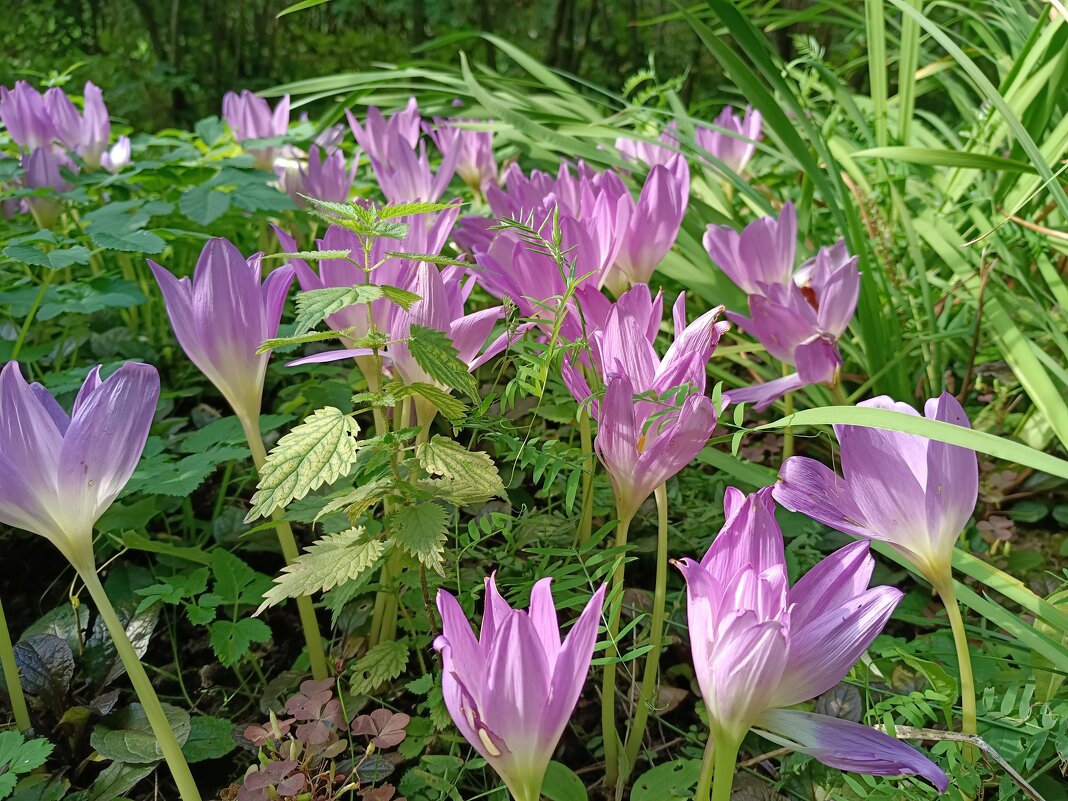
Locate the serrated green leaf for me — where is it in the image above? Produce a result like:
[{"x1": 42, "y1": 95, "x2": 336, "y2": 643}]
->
[
  {"x1": 0, "y1": 731, "x2": 53, "y2": 775},
  {"x1": 416, "y1": 436, "x2": 506, "y2": 506},
  {"x1": 391, "y1": 381, "x2": 467, "y2": 423},
  {"x1": 258, "y1": 327, "x2": 351, "y2": 354},
  {"x1": 264, "y1": 249, "x2": 352, "y2": 261},
  {"x1": 257, "y1": 528, "x2": 385, "y2": 612},
  {"x1": 209, "y1": 618, "x2": 272, "y2": 667},
  {"x1": 378, "y1": 284, "x2": 422, "y2": 310},
  {"x1": 315, "y1": 478, "x2": 393, "y2": 523},
  {"x1": 383, "y1": 251, "x2": 470, "y2": 268},
  {"x1": 407, "y1": 325, "x2": 478, "y2": 400},
  {"x1": 293, "y1": 285, "x2": 384, "y2": 336},
  {"x1": 373, "y1": 221, "x2": 409, "y2": 239},
  {"x1": 247, "y1": 407, "x2": 361, "y2": 519},
  {"x1": 349, "y1": 640, "x2": 409, "y2": 695},
  {"x1": 181, "y1": 184, "x2": 231, "y2": 226},
  {"x1": 390, "y1": 502, "x2": 449, "y2": 575},
  {"x1": 378, "y1": 201, "x2": 459, "y2": 219}
]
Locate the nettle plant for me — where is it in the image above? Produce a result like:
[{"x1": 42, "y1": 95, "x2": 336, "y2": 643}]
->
[{"x1": 247, "y1": 197, "x2": 507, "y2": 658}]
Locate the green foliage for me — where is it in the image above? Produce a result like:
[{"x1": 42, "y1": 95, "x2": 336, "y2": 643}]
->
[
  {"x1": 349, "y1": 640, "x2": 410, "y2": 696},
  {"x1": 407, "y1": 325, "x2": 480, "y2": 401},
  {"x1": 0, "y1": 732, "x2": 53, "y2": 800},
  {"x1": 416, "y1": 435, "x2": 507, "y2": 506},
  {"x1": 248, "y1": 407, "x2": 361, "y2": 519},
  {"x1": 390, "y1": 502, "x2": 449, "y2": 576},
  {"x1": 257, "y1": 527, "x2": 386, "y2": 612}
]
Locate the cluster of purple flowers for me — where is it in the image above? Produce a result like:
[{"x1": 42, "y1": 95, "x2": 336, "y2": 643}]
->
[
  {"x1": 0, "y1": 90, "x2": 981, "y2": 801},
  {"x1": 0, "y1": 81, "x2": 129, "y2": 225}
]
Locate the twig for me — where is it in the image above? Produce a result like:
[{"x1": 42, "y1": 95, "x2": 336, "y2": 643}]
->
[{"x1": 874, "y1": 725, "x2": 1047, "y2": 801}]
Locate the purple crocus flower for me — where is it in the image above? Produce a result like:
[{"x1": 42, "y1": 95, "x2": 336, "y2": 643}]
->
[
  {"x1": 435, "y1": 576, "x2": 606, "y2": 801},
  {"x1": 597, "y1": 371, "x2": 718, "y2": 522},
  {"x1": 704, "y1": 203, "x2": 859, "y2": 409},
  {"x1": 292, "y1": 144, "x2": 357, "y2": 204},
  {"x1": 561, "y1": 283, "x2": 728, "y2": 413},
  {"x1": 678, "y1": 487, "x2": 949, "y2": 792},
  {"x1": 346, "y1": 99, "x2": 458, "y2": 202},
  {"x1": 603, "y1": 156, "x2": 690, "y2": 294},
  {"x1": 148, "y1": 238, "x2": 295, "y2": 428},
  {"x1": 345, "y1": 98, "x2": 421, "y2": 165},
  {"x1": 615, "y1": 121, "x2": 679, "y2": 168},
  {"x1": 431, "y1": 118, "x2": 497, "y2": 193},
  {"x1": 21, "y1": 147, "x2": 72, "y2": 229},
  {"x1": 222, "y1": 90, "x2": 291, "y2": 169},
  {"x1": 45, "y1": 82, "x2": 111, "y2": 167},
  {"x1": 774, "y1": 393, "x2": 978, "y2": 587},
  {"x1": 0, "y1": 81, "x2": 57, "y2": 150},
  {"x1": 0, "y1": 361, "x2": 160, "y2": 573},
  {"x1": 695, "y1": 105, "x2": 762, "y2": 175}
]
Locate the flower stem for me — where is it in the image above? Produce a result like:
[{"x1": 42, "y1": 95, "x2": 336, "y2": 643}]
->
[
  {"x1": 0, "y1": 595, "x2": 31, "y2": 732},
  {"x1": 710, "y1": 735, "x2": 740, "y2": 801},
  {"x1": 937, "y1": 580, "x2": 978, "y2": 761},
  {"x1": 695, "y1": 735, "x2": 716, "y2": 801},
  {"x1": 79, "y1": 569, "x2": 202, "y2": 801},
  {"x1": 577, "y1": 408, "x2": 594, "y2": 545},
  {"x1": 11, "y1": 270, "x2": 54, "y2": 362},
  {"x1": 242, "y1": 416, "x2": 329, "y2": 681},
  {"x1": 601, "y1": 514, "x2": 632, "y2": 791},
  {"x1": 781, "y1": 380, "x2": 794, "y2": 461},
  {"x1": 622, "y1": 484, "x2": 669, "y2": 772}
]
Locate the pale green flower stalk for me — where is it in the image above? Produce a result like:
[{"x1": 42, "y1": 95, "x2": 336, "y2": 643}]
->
[{"x1": 0, "y1": 361, "x2": 201, "y2": 801}]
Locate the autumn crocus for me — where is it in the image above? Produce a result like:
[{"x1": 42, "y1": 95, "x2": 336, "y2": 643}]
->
[
  {"x1": 773, "y1": 393, "x2": 980, "y2": 740},
  {"x1": 0, "y1": 81, "x2": 57, "y2": 150},
  {"x1": 695, "y1": 105, "x2": 762, "y2": 175},
  {"x1": 293, "y1": 144, "x2": 357, "y2": 204},
  {"x1": 431, "y1": 118, "x2": 497, "y2": 194},
  {"x1": 435, "y1": 577, "x2": 606, "y2": 801},
  {"x1": 0, "y1": 361, "x2": 202, "y2": 801},
  {"x1": 45, "y1": 82, "x2": 111, "y2": 168},
  {"x1": 679, "y1": 487, "x2": 949, "y2": 801},
  {"x1": 149, "y1": 238, "x2": 294, "y2": 431},
  {"x1": 704, "y1": 202, "x2": 859, "y2": 409},
  {"x1": 222, "y1": 90, "x2": 291, "y2": 169},
  {"x1": 148, "y1": 237, "x2": 329, "y2": 679}
]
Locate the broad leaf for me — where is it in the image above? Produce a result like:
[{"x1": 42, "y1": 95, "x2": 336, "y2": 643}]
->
[
  {"x1": 247, "y1": 407, "x2": 361, "y2": 519},
  {"x1": 349, "y1": 640, "x2": 409, "y2": 695},
  {"x1": 417, "y1": 436, "x2": 506, "y2": 506},
  {"x1": 258, "y1": 528, "x2": 386, "y2": 613},
  {"x1": 390, "y1": 502, "x2": 449, "y2": 575},
  {"x1": 407, "y1": 325, "x2": 478, "y2": 400}
]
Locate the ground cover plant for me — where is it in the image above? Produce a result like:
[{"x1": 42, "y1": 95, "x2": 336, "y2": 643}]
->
[{"x1": 1, "y1": 2, "x2": 1067, "y2": 800}]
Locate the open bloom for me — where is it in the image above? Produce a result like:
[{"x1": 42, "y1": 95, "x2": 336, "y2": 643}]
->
[
  {"x1": 435, "y1": 577, "x2": 606, "y2": 801},
  {"x1": 677, "y1": 487, "x2": 948, "y2": 791},
  {"x1": 602, "y1": 156, "x2": 689, "y2": 294},
  {"x1": 291, "y1": 144, "x2": 357, "y2": 204},
  {"x1": 0, "y1": 81, "x2": 57, "y2": 150},
  {"x1": 695, "y1": 105, "x2": 762, "y2": 175},
  {"x1": 222, "y1": 90, "x2": 290, "y2": 169},
  {"x1": 561, "y1": 283, "x2": 728, "y2": 411},
  {"x1": 704, "y1": 202, "x2": 859, "y2": 409},
  {"x1": 773, "y1": 393, "x2": 978, "y2": 587},
  {"x1": 346, "y1": 99, "x2": 458, "y2": 202},
  {"x1": 431, "y1": 118, "x2": 497, "y2": 192},
  {"x1": 149, "y1": 238, "x2": 295, "y2": 427},
  {"x1": 597, "y1": 372, "x2": 718, "y2": 522},
  {"x1": 45, "y1": 82, "x2": 111, "y2": 167},
  {"x1": 0, "y1": 361, "x2": 159, "y2": 572}
]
